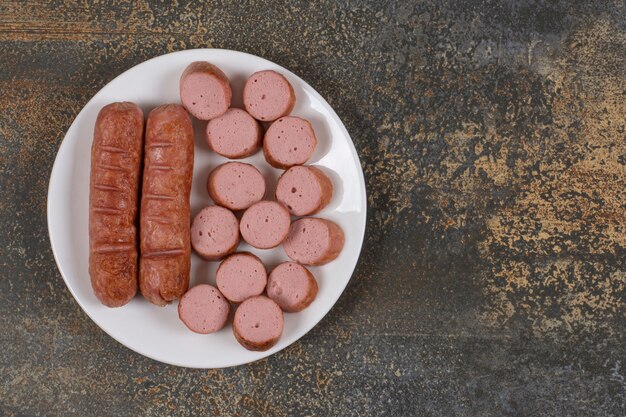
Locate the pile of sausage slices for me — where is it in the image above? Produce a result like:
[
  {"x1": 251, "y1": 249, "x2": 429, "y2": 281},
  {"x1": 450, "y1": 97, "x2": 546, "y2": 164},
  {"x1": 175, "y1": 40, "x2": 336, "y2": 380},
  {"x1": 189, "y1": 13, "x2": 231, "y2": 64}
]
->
[{"x1": 89, "y1": 62, "x2": 344, "y2": 351}]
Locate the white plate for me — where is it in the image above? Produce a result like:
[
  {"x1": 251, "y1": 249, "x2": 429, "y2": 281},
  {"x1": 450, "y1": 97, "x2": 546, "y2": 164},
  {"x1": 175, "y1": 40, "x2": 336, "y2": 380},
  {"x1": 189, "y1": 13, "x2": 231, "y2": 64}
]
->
[{"x1": 47, "y1": 49, "x2": 366, "y2": 368}]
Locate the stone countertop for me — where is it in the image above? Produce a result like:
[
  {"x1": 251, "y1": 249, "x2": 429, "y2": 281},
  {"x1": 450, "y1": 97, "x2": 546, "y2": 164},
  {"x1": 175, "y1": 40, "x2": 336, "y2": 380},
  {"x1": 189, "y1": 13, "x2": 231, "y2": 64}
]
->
[{"x1": 1, "y1": 1, "x2": 624, "y2": 415}]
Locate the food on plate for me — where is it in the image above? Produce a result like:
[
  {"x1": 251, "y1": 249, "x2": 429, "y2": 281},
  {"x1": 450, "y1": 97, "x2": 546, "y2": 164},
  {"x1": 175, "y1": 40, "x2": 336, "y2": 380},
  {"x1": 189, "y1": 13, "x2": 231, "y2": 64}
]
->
[
  {"x1": 206, "y1": 108, "x2": 262, "y2": 158},
  {"x1": 207, "y1": 162, "x2": 266, "y2": 211},
  {"x1": 263, "y1": 116, "x2": 317, "y2": 169},
  {"x1": 267, "y1": 262, "x2": 318, "y2": 312},
  {"x1": 283, "y1": 218, "x2": 344, "y2": 265},
  {"x1": 240, "y1": 201, "x2": 291, "y2": 249},
  {"x1": 191, "y1": 205, "x2": 240, "y2": 261},
  {"x1": 139, "y1": 104, "x2": 194, "y2": 306},
  {"x1": 89, "y1": 102, "x2": 144, "y2": 307},
  {"x1": 180, "y1": 61, "x2": 232, "y2": 120},
  {"x1": 233, "y1": 296, "x2": 284, "y2": 351},
  {"x1": 178, "y1": 284, "x2": 230, "y2": 334},
  {"x1": 275, "y1": 165, "x2": 333, "y2": 216},
  {"x1": 81, "y1": 60, "x2": 353, "y2": 358},
  {"x1": 243, "y1": 70, "x2": 295, "y2": 122},
  {"x1": 216, "y1": 252, "x2": 267, "y2": 303}
]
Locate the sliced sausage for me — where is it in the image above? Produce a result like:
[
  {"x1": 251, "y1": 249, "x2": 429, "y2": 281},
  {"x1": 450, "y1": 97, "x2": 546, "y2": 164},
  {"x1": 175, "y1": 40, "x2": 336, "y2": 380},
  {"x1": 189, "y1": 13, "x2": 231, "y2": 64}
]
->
[
  {"x1": 216, "y1": 252, "x2": 267, "y2": 303},
  {"x1": 263, "y1": 116, "x2": 317, "y2": 169},
  {"x1": 283, "y1": 218, "x2": 344, "y2": 266},
  {"x1": 240, "y1": 201, "x2": 291, "y2": 249},
  {"x1": 206, "y1": 108, "x2": 262, "y2": 158},
  {"x1": 233, "y1": 296, "x2": 284, "y2": 351},
  {"x1": 275, "y1": 166, "x2": 333, "y2": 216},
  {"x1": 207, "y1": 162, "x2": 266, "y2": 211},
  {"x1": 243, "y1": 70, "x2": 295, "y2": 122},
  {"x1": 267, "y1": 262, "x2": 318, "y2": 312},
  {"x1": 178, "y1": 284, "x2": 230, "y2": 334},
  {"x1": 180, "y1": 61, "x2": 232, "y2": 120},
  {"x1": 140, "y1": 104, "x2": 194, "y2": 306},
  {"x1": 191, "y1": 205, "x2": 240, "y2": 261},
  {"x1": 89, "y1": 102, "x2": 144, "y2": 307}
]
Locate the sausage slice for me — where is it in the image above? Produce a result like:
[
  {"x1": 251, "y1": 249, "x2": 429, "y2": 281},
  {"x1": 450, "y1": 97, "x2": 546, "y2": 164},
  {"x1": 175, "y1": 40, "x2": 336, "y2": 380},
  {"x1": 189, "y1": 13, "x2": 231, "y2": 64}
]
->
[
  {"x1": 233, "y1": 296, "x2": 284, "y2": 351},
  {"x1": 263, "y1": 116, "x2": 317, "y2": 169},
  {"x1": 216, "y1": 252, "x2": 267, "y2": 303},
  {"x1": 180, "y1": 61, "x2": 232, "y2": 120},
  {"x1": 207, "y1": 162, "x2": 266, "y2": 211},
  {"x1": 178, "y1": 284, "x2": 230, "y2": 334},
  {"x1": 191, "y1": 205, "x2": 240, "y2": 261},
  {"x1": 206, "y1": 108, "x2": 262, "y2": 158},
  {"x1": 140, "y1": 104, "x2": 194, "y2": 306},
  {"x1": 240, "y1": 201, "x2": 291, "y2": 249},
  {"x1": 267, "y1": 262, "x2": 318, "y2": 312},
  {"x1": 89, "y1": 102, "x2": 144, "y2": 307},
  {"x1": 275, "y1": 166, "x2": 333, "y2": 216},
  {"x1": 243, "y1": 70, "x2": 295, "y2": 122},
  {"x1": 283, "y1": 218, "x2": 344, "y2": 265}
]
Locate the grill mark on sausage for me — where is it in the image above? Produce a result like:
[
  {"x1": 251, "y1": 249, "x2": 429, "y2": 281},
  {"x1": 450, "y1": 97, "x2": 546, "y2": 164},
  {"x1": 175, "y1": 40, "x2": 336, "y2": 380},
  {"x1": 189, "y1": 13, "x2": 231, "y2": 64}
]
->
[
  {"x1": 139, "y1": 104, "x2": 194, "y2": 306},
  {"x1": 93, "y1": 243, "x2": 135, "y2": 254},
  {"x1": 97, "y1": 163, "x2": 130, "y2": 173},
  {"x1": 145, "y1": 215, "x2": 172, "y2": 224},
  {"x1": 89, "y1": 102, "x2": 144, "y2": 307},
  {"x1": 93, "y1": 206, "x2": 123, "y2": 214},
  {"x1": 143, "y1": 193, "x2": 175, "y2": 201},
  {"x1": 100, "y1": 145, "x2": 130, "y2": 154},
  {"x1": 142, "y1": 248, "x2": 185, "y2": 258},
  {"x1": 147, "y1": 142, "x2": 173, "y2": 148},
  {"x1": 94, "y1": 183, "x2": 122, "y2": 192},
  {"x1": 149, "y1": 164, "x2": 174, "y2": 171}
]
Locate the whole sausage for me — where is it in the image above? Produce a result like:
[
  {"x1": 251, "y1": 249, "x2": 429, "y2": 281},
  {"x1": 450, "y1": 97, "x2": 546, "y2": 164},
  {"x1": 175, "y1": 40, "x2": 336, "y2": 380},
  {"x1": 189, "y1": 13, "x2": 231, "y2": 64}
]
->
[
  {"x1": 139, "y1": 104, "x2": 194, "y2": 306},
  {"x1": 89, "y1": 102, "x2": 144, "y2": 307}
]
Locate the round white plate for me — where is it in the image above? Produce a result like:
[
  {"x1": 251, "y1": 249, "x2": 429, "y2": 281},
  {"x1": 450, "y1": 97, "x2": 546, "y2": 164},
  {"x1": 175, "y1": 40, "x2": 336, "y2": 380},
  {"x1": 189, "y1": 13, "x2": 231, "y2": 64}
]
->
[{"x1": 47, "y1": 49, "x2": 366, "y2": 368}]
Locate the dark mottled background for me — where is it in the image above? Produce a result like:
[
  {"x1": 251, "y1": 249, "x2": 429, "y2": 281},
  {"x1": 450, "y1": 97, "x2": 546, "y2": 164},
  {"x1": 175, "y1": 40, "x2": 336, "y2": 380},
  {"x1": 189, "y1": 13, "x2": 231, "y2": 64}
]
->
[{"x1": 1, "y1": 1, "x2": 624, "y2": 416}]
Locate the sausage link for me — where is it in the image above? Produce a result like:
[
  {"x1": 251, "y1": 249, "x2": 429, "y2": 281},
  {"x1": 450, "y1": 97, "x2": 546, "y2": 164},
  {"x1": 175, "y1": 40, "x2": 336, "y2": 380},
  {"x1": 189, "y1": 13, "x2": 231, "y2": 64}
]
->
[
  {"x1": 139, "y1": 104, "x2": 194, "y2": 306},
  {"x1": 89, "y1": 102, "x2": 144, "y2": 307}
]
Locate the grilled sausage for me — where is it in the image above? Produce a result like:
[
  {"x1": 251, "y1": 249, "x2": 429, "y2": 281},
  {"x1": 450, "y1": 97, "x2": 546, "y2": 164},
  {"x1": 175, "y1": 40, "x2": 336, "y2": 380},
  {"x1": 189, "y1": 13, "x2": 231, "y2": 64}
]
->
[
  {"x1": 89, "y1": 102, "x2": 144, "y2": 307},
  {"x1": 139, "y1": 104, "x2": 194, "y2": 306}
]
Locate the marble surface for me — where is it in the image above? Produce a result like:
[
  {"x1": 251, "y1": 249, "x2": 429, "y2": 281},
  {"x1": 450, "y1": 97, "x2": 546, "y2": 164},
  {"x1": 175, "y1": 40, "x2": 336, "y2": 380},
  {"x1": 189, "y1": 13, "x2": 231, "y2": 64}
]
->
[{"x1": 0, "y1": 1, "x2": 624, "y2": 415}]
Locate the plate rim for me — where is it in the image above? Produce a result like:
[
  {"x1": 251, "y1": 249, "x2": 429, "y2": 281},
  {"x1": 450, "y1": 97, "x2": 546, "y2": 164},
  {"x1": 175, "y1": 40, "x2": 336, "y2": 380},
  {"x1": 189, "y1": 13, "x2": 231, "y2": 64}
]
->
[{"x1": 47, "y1": 48, "x2": 367, "y2": 368}]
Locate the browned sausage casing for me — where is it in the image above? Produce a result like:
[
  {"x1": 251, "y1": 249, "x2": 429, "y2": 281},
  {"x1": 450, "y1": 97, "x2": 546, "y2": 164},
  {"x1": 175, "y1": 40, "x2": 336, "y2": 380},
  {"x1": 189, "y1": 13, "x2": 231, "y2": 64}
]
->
[
  {"x1": 140, "y1": 104, "x2": 194, "y2": 306},
  {"x1": 89, "y1": 102, "x2": 144, "y2": 307}
]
